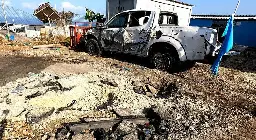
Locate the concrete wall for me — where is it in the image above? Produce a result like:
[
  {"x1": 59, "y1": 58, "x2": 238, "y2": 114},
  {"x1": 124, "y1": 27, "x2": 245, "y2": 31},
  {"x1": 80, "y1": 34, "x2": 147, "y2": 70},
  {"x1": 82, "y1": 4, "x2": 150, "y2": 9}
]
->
[{"x1": 190, "y1": 19, "x2": 256, "y2": 47}]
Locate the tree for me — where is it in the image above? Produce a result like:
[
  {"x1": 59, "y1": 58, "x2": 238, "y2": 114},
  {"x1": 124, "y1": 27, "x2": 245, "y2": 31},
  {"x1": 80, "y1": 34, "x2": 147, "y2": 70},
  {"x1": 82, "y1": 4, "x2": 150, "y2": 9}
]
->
[
  {"x1": 85, "y1": 8, "x2": 104, "y2": 22},
  {"x1": 59, "y1": 11, "x2": 74, "y2": 25}
]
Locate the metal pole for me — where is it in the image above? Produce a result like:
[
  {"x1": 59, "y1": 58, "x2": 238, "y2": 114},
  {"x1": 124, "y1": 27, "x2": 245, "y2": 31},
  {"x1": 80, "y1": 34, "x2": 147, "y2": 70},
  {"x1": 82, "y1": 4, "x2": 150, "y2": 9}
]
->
[
  {"x1": 233, "y1": 0, "x2": 241, "y2": 15},
  {"x1": 1, "y1": 0, "x2": 9, "y2": 36}
]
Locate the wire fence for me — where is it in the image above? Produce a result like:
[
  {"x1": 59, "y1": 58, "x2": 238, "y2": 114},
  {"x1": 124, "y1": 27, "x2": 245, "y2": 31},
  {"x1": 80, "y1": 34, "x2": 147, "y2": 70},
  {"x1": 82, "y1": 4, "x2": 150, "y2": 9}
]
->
[{"x1": 0, "y1": 5, "x2": 43, "y2": 25}]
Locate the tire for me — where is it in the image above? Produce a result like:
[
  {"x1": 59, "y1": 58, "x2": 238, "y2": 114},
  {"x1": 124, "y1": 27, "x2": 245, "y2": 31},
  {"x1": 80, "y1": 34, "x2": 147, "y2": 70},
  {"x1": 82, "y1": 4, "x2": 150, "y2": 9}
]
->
[
  {"x1": 150, "y1": 51, "x2": 178, "y2": 71},
  {"x1": 85, "y1": 38, "x2": 102, "y2": 56}
]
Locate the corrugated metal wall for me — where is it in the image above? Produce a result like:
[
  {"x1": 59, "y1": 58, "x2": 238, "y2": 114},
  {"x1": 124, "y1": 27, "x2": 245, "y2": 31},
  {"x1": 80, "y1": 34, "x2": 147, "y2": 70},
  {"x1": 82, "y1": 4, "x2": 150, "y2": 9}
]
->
[
  {"x1": 190, "y1": 19, "x2": 256, "y2": 47},
  {"x1": 233, "y1": 21, "x2": 256, "y2": 47}
]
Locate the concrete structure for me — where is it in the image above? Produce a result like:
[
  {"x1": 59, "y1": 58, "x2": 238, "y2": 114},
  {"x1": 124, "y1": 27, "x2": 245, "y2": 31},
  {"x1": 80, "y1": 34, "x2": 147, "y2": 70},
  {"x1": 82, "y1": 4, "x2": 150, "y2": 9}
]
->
[
  {"x1": 106, "y1": 0, "x2": 193, "y2": 26},
  {"x1": 190, "y1": 15, "x2": 256, "y2": 47}
]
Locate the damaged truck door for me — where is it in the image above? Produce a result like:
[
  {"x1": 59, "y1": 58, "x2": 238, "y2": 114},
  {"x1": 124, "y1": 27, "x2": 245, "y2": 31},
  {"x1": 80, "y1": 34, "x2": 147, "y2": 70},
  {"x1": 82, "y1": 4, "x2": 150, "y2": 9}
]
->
[
  {"x1": 123, "y1": 11, "x2": 152, "y2": 54},
  {"x1": 102, "y1": 12, "x2": 129, "y2": 52}
]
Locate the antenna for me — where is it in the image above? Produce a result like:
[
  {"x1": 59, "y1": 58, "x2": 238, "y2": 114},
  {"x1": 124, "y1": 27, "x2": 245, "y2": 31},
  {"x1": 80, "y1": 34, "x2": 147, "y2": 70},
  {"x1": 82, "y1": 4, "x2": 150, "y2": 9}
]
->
[{"x1": 233, "y1": 0, "x2": 241, "y2": 15}]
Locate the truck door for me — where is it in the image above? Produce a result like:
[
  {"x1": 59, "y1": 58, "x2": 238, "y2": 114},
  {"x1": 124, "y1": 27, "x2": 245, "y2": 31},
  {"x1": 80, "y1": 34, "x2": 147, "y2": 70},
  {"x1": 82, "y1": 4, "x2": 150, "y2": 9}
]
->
[
  {"x1": 123, "y1": 11, "x2": 152, "y2": 54},
  {"x1": 102, "y1": 12, "x2": 129, "y2": 52}
]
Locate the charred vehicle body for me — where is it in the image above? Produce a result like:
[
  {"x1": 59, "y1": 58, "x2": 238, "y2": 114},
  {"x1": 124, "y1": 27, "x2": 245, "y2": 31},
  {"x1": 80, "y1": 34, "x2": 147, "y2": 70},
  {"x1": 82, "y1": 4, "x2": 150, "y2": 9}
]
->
[{"x1": 83, "y1": 9, "x2": 220, "y2": 71}]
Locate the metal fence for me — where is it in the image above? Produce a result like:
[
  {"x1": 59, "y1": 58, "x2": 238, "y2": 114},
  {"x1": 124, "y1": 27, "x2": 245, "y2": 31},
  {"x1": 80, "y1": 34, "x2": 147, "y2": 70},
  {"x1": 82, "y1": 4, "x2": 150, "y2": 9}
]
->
[{"x1": 0, "y1": 5, "x2": 43, "y2": 25}]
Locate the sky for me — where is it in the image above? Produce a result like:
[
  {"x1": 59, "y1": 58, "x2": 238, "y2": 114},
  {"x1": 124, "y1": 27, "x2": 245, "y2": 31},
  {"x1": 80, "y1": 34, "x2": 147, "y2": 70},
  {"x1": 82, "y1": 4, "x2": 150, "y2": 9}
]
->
[{"x1": 2, "y1": 0, "x2": 255, "y2": 15}]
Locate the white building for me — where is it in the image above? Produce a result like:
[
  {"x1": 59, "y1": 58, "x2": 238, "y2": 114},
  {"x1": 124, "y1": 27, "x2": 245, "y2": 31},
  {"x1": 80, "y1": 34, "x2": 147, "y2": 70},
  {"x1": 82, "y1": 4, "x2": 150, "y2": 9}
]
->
[{"x1": 106, "y1": 0, "x2": 193, "y2": 26}]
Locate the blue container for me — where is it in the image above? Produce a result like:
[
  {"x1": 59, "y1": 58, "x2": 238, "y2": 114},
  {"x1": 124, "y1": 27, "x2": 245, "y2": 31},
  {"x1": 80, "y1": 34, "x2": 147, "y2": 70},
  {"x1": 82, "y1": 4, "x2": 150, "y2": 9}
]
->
[{"x1": 10, "y1": 35, "x2": 15, "y2": 41}]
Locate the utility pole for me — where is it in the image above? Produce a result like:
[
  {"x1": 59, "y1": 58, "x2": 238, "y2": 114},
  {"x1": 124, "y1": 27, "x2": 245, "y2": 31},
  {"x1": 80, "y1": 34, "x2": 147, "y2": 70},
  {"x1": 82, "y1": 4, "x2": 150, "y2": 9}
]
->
[
  {"x1": 62, "y1": 8, "x2": 66, "y2": 37},
  {"x1": 1, "y1": 0, "x2": 9, "y2": 37}
]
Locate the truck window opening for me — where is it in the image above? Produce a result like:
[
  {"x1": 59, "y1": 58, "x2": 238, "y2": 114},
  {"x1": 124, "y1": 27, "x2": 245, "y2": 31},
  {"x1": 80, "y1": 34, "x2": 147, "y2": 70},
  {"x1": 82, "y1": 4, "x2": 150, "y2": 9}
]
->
[
  {"x1": 129, "y1": 11, "x2": 151, "y2": 27},
  {"x1": 159, "y1": 13, "x2": 178, "y2": 25},
  {"x1": 108, "y1": 13, "x2": 129, "y2": 28}
]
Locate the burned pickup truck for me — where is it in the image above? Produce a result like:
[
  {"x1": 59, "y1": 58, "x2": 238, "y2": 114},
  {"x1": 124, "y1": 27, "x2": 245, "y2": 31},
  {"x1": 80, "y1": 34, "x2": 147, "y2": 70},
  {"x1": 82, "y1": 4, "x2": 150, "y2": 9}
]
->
[{"x1": 83, "y1": 9, "x2": 220, "y2": 71}]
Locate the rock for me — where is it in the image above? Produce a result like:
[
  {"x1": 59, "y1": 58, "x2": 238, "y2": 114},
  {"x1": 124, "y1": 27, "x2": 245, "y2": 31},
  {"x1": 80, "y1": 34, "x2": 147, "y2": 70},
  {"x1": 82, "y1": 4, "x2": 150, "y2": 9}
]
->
[
  {"x1": 0, "y1": 92, "x2": 9, "y2": 99},
  {"x1": 25, "y1": 91, "x2": 44, "y2": 100},
  {"x1": 146, "y1": 92, "x2": 154, "y2": 97},
  {"x1": 26, "y1": 107, "x2": 55, "y2": 123},
  {"x1": 100, "y1": 79, "x2": 118, "y2": 87},
  {"x1": 157, "y1": 83, "x2": 179, "y2": 98},
  {"x1": 114, "y1": 108, "x2": 134, "y2": 117},
  {"x1": 134, "y1": 85, "x2": 158, "y2": 97},
  {"x1": 24, "y1": 80, "x2": 42, "y2": 89},
  {"x1": 6, "y1": 98, "x2": 11, "y2": 104},
  {"x1": 10, "y1": 85, "x2": 25, "y2": 94},
  {"x1": 145, "y1": 85, "x2": 158, "y2": 95},
  {"x1": 0, "y1": 110, "x2": 9, "y2": 121},
  {"x1": 72, "y1": 133, "x2": 95, "y2": 140},
  {"x1": 123, "y1": 132, "x2": 138, "y2": 140},
  {"x1": 115, "y1": 120, "x2": 137, "y2": 136},
  {"x1": 131, "y1": 80, "x2": 142, "y2": 87},
  {"x1": 55, "y1": 100, "x2": 77, "y2": 113},
  {"x1": 93, "y1": 128, "x2": 108, "y2": 139},
  {"x1": 48, "y1": 136, "x2": 56, "y2": 140},
  {"x1": 43, "y1": 80, "x2": 63, "y2": 91},
  {"x1": 133, "y1": 86, "x2": 146, "y2": 95},
  {"x1": 41, "y1": 134, "x2": 50, "y2": 140},
  {"x1": 11, "y1": 106, "x2": 26, "y2": 117},
  {"x1": 0, "y1": 98, "x2": 4, "y2": 103}
]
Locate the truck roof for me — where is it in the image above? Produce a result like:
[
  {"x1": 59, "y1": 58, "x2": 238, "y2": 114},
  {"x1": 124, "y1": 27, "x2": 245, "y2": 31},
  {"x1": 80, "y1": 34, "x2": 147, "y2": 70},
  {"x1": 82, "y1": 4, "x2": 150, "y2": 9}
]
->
[
  {"x1": 121, "y1": 9, "x2": 153, "y2": 13},
  {"x1": 167, "y1": 0, "x2": 193, "y2": 6}
]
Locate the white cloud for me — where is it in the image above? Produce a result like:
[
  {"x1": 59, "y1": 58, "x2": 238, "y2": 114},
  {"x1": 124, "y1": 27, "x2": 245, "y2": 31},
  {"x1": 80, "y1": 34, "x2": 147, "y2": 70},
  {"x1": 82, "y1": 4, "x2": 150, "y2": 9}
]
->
[
  {"x1": 21, "y1": 1, "x2": 46, "y2": 10},
  {"x1": 21, "y1": 2, "x2": 38, "y2": 9},
  {"x1": 61, "y1": 2, "x2": 84, "y2": 12},
  {"x1": 3, "y1": 0, "x2": 11, "y2": 6}
]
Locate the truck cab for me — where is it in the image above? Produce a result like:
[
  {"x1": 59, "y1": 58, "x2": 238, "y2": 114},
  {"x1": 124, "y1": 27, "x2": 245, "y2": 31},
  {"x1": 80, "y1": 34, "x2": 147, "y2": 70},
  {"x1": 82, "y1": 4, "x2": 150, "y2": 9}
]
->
[{"x1": 84, "y1": 9, "x2": 219, "y2": 71}]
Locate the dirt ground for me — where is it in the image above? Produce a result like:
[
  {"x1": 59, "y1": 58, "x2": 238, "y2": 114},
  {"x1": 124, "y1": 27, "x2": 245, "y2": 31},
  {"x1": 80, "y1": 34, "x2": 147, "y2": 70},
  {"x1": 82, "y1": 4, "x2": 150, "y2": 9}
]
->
[
  {"x1": 0, "y1": 56, "x2": 55, "y2": 86},
  {"x1": 0, "y1": 44, "x2": 255, "y2": 139}
]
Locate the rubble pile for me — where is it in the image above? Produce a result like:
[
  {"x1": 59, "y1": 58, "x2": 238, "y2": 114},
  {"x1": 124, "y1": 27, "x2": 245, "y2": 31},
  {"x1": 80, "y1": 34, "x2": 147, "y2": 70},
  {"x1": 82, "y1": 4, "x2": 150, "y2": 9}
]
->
[
  {"x1": 51, "y1": 95, "x2": 251, "y2": 140},
  {"x1": 0, "y1": 68, "x2": 254, "y2": 139},
  {"x1": 0, "y1": 31, "x2": 68, "y2": 50},
  {"x1": 0, "y1": 44, "x2": 255, "y2": 139}
]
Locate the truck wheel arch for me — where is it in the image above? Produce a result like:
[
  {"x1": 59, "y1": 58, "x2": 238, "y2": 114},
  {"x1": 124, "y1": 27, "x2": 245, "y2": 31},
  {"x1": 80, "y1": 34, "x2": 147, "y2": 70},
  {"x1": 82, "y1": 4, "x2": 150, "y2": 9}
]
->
[
  {"x1": 86, "y1": 34, "x2": 98, "y2": 42},
  {"x1": 148, "y1": 37, "x2": 187, "y2": 61}
]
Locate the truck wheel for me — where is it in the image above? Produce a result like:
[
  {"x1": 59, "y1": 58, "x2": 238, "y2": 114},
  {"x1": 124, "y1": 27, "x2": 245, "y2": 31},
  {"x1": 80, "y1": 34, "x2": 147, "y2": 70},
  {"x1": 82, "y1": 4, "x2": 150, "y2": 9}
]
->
[
  {"x1": 151, "y1": 52, "x2": 177, "y2": 71},
  {"x1": 85, "y1": 38, "x2": 101, "y2": 56}
]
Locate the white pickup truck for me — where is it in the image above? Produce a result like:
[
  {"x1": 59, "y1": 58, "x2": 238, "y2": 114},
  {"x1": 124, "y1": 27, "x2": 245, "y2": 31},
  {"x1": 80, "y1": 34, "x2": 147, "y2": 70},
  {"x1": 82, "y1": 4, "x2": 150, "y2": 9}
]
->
[{"x1": 83, "y1": 9, "x2": 220, "y2": 71}]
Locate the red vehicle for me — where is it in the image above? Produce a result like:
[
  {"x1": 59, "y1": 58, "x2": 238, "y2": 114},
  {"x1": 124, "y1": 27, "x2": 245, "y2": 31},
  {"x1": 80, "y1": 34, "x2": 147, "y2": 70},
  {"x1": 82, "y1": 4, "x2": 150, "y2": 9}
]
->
[{"x1": 69, "y1": 22, "x2": 96, "y2": 49}]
